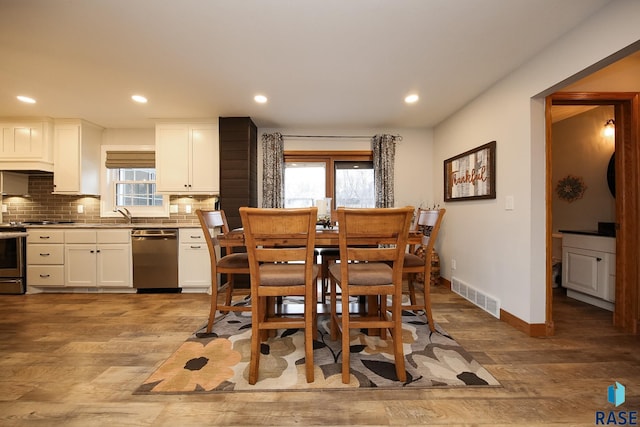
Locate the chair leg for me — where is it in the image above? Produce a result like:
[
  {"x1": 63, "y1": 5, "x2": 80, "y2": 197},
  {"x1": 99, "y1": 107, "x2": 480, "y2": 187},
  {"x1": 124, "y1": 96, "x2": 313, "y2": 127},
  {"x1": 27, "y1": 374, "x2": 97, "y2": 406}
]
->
[
  {"x1": 392, "y1": 295, "x2": 407, "y2": 382},
  {"x1": 408, "y1": 274, "x2": 418, "y2": 307},
  {"x1": 206, "y1": 280, "x2": 220, "y2": 333},
  {"x1": 341, "y1": 285, "x2": 351, "y2": 384},
  {"x1": 224, "y1": 275, "x2": 235, "y2": 311},
  {"x1": 248, "y1": 295, "x2": 263, "y2": 385},
  {"x1": 330, "y1": 277, "x2": 338, "y2": 341},
  {"x1": 304, "y1": 290, "x2": 315, "y2": 383},
  {"x1": 423, "y1": 263, "x2": 436, "y2": 332}
]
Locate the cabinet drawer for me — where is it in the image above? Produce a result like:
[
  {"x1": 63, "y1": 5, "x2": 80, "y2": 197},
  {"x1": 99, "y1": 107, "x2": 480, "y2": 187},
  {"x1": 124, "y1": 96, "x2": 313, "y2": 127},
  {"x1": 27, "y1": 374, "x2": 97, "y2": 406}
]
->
[
  {"x1": 179, "y1": 228, "x2": 206, "y2": 244},
  {"x1": 65, "y1": 230, "x2": 97, "y2": 244},
  {"x1": 26, "y1": 229, "x2": 64, "y2": 244},
  {"x1": 27, "y1": 265, "x2": 64, "y2": 286},
  {"x1": 27, "y1": 244, "x2": 64, "y2": 264},
  {"x1": 97, "y1": 229, "x2": 131, "y2": 244}
]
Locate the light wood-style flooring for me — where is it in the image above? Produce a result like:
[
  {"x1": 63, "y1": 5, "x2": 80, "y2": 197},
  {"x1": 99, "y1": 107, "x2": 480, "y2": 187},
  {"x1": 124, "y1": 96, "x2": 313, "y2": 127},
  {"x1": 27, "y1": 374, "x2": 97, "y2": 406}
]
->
[{"x1": 0, "y1": 286, "x2": 638, "y2": 426}]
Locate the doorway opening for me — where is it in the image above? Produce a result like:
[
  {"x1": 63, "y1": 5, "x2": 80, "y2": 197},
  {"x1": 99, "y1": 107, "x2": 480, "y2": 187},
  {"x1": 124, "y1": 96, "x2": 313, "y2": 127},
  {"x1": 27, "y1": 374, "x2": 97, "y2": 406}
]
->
[{"x1": 546, "y1": 93, "x2": 639, "y2": 335}]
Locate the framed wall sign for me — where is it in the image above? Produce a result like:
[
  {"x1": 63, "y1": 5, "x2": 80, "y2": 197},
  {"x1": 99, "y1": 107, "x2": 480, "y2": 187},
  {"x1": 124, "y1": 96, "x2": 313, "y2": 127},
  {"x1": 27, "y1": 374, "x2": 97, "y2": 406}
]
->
[{"x1": 444, "y1": 141, "x2": 496, "y2": 202}]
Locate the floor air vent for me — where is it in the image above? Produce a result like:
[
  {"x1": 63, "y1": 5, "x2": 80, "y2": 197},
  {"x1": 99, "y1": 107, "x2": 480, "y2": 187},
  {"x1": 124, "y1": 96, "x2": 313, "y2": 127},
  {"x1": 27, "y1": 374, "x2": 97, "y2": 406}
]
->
[{"x1": 451, "y1": 277, "x2": 500, "y2": 318}]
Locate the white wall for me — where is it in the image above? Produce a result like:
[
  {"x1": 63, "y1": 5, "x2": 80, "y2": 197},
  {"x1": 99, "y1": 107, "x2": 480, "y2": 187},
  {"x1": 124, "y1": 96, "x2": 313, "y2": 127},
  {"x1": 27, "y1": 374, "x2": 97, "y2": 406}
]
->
[
  {"x1": 552, "y1": 106, "x2": 616, "y2": 232},
  {"x1": 257, "y1": 127, "x2": 435, "y2": 210},
  {"x1": 433, "y1": 0, "x2": 640, "y2": 324}
]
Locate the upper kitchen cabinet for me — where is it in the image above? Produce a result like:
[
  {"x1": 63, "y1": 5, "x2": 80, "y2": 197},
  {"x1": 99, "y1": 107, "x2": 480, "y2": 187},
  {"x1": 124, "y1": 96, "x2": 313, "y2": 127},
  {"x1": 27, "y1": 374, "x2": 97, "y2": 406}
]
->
[
  {"x1": 155, "y1": 122, "x2": 220, "y2": 194},
  {"x1": 0, "y1": 119, "x2": 54, "y2": 172},
  {"x1": 53, "y1": 119, "x2": 104, "y2": 195}
]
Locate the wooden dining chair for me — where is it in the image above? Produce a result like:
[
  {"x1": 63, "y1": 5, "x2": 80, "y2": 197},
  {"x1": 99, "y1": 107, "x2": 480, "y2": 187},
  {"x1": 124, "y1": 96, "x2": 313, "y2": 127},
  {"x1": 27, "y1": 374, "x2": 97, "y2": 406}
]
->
[
  {"x1": 328, "y1": 206, "x2": 413, "y2": 384},
  {"x1": 402, "y1": 208, "x2": 445, "y2": 332},
  {"x1": 239, "y1": 206, "x2": 319, "y2": 385},
  {"x1": 196, "y1": 209, "x2": 251, "y2": 333}
]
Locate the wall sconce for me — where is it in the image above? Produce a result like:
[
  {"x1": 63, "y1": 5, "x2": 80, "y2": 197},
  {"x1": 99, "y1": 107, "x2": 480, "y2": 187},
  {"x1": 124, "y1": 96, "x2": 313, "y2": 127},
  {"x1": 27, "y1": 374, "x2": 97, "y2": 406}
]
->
[{"x1": 604, "y1": 119, "x2": 615, "y2": 137}]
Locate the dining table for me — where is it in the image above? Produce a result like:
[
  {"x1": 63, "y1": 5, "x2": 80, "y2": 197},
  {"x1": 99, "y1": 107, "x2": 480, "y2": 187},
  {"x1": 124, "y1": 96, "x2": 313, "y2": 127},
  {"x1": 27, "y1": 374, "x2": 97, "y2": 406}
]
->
[{"x1": 218, "y1": 225, "x2": 423, "y2": 249}]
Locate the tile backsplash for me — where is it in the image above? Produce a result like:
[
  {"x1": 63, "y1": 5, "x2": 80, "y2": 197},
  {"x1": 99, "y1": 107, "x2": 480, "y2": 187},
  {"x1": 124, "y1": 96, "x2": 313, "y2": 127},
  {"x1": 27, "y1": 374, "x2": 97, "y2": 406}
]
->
[{"x1": 1, "y1": 174, "x2": 217, "y2": 225}]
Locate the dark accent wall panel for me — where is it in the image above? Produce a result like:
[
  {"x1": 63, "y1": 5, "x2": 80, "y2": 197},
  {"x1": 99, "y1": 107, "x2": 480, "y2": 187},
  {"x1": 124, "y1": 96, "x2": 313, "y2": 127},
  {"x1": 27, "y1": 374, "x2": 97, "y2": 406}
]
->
[{"x1": 219, "y1": 117, "x2": 258, "y2": 230}]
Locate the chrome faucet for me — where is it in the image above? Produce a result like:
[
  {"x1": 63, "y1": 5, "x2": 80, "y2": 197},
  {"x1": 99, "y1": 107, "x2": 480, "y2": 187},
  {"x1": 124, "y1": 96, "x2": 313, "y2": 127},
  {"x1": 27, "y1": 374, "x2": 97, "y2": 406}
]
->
[{"x1": 115, "y1": 207, "x2": 133, "y2": 223}]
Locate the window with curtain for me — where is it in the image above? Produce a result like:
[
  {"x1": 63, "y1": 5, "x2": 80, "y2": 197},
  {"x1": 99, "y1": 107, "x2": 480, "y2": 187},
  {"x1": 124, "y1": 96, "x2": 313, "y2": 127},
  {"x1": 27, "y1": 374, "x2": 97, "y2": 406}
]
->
[
  {"x1": 283, "y1": 151, "x2": 374, "y2": 212},
  {"x1": 101, "y1": 146, "x2": 169, "y2": 217}
]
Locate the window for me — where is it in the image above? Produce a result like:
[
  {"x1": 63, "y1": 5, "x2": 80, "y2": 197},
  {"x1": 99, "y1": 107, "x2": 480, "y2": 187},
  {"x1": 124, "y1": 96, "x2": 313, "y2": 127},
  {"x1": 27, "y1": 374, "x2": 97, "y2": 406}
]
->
[
  {"x1": 101, "y1": 146, "x2": 169, "y2": 218},
  {"x1": 113, "y1": 168, "x2": 163, "y2": 207},
  {"x1": 334, "y1": 161, "x2": 375, "y2": 208},
  {"x1": 284, "y1": 151, "x2": 374, "y2": 213}
]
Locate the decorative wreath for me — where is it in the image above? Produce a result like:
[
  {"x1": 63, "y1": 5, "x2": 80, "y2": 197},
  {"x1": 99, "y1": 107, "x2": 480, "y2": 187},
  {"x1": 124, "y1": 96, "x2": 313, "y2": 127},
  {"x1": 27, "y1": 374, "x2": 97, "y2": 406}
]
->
[{"x1": 556, "y1": 175, "x2": 587, "y2": 202}]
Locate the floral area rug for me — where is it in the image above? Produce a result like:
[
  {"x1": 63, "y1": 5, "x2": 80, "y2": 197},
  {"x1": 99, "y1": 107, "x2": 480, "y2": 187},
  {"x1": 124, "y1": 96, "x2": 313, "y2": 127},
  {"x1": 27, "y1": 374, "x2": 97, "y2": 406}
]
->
[{"x1": 136, "y1": 305, "x2": 500, "y2": 393}]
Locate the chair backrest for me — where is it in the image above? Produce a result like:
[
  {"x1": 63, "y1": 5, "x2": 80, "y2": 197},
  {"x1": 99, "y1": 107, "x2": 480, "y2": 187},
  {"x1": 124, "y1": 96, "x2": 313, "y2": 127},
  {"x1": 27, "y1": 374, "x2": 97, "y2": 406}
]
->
[
  {"x1": 336, "y1": 206, "x2": 414, "y2": 280},
  {"x1": 239, "y1": 207, "x2": 318, "y2": 285},
  {"x1": 416, "y1": 208, "x2": 445, "y2": 252},
  {"x1": 196, "y1": 209, "x2": 232, "y2": 269}
]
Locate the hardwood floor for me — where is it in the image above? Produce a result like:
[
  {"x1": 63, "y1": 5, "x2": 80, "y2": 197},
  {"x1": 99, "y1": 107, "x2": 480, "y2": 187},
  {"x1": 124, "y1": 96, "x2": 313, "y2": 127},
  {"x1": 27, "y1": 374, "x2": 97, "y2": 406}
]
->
[{"x1": 0, "y1": 286, "x2": 637, "y2": 426}]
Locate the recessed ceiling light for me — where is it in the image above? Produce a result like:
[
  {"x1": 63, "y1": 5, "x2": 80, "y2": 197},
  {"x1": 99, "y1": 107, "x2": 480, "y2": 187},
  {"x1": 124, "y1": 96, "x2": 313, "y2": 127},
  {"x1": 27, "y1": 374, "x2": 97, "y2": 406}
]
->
[
  {"x1": 17, "y1": 95, "x2": 36, "y2": 104},
  {"x1": 254, "y1": 95, "x2": 268, "y2": 104},
  {"x1": 131, "y1": 95, "x2": 148, "y2": 103},
  {"x1": 404, "y1": 94, "x2": 419, "y2": 104}
]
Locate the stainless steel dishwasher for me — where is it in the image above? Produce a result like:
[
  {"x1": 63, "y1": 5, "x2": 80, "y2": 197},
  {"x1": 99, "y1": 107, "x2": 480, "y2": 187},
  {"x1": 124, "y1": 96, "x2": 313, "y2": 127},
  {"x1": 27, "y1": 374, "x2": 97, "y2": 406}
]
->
[{"x1": 131, "y1": 229, "x2": 179, "y2": 292}]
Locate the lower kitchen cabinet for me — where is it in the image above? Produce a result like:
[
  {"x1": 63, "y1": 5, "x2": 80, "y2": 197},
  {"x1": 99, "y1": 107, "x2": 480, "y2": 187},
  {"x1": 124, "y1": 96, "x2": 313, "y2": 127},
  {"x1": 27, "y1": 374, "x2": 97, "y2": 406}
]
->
[
  {"x1": 65, "y1": 229, "x2": 132, "y2": 288},
  {"x1": 26, "y1": 229, "x2": 65, "y2": 287},
  {"x1": 179, "y1": 228, "x2": 211, "y2": 292}
]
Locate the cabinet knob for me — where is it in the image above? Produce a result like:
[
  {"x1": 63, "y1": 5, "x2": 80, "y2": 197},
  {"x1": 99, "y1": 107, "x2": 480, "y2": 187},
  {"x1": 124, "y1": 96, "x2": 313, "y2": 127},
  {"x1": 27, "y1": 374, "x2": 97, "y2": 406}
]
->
[
  {"x1": 40, "y1": 274, "x2": 50, "y2": 278},
  {"x1": 39, "y1": 253, "x2": 50, "y2": 256},
  {"x1": 597, "y1": 257, "x2": 602, "y2": 262},
  {"x1": 40, "y1": 236, "x2": 50, "y2": 239},
  {"x1": 190, "y1": 245, "x2": 202, "y2": 249}
]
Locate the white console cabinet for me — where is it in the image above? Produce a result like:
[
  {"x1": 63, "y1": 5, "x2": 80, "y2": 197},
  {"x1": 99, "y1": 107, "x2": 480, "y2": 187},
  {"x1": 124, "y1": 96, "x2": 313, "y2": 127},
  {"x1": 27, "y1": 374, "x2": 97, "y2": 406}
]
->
[
  {"x1": 178, "y1": 228, "x2": 211, "y2": 292},
  {"x1": 562, "y1": 233, "x2": 615, "y2": 311}
]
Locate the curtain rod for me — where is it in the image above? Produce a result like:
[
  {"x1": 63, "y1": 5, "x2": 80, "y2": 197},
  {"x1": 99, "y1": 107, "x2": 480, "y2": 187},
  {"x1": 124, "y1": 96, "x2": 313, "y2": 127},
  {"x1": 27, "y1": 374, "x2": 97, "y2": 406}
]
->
[{"x1": 281, "y1": 134, "x2": 403, "y2": 141}]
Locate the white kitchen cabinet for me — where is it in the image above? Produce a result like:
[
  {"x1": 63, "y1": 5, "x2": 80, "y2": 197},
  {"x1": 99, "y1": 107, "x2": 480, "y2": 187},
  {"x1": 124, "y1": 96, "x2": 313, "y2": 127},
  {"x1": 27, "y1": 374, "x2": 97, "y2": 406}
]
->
[
  {"x1": 26, "y1": 229, "x2": 65, "y2": 288},
  {"x1": 562, "y1": 233, "x2": 615, "y2": 311},
  {"x1": 64, "y1": 229, "x2": 132, "y2": 288},
  {"x1": 53, "y1": 119, "x2": 103, "y2": 195},
  {"x1": 155, "y1": 123, "x2": 220, "y2": 194},
  {"x1": 0, "y1": 120, "x2": 54, "y2": 171},
  {"x1": 178, "y1": 228, "x2": 211, "y2": 292}
]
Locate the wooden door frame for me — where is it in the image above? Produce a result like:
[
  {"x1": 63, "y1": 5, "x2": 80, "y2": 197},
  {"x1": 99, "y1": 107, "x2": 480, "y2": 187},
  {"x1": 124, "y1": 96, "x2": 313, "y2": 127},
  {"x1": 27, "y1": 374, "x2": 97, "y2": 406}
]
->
[{"x1": 546, "y1": 92, "x2": 639, "y2": 335}]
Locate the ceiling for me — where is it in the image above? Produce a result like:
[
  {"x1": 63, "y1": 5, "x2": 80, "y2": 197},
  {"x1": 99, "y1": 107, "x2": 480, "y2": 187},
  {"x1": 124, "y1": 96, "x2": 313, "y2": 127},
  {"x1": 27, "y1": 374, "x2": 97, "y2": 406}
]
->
[{"x1": 0, "y1": 0, "x2": 614, "y2": 130}]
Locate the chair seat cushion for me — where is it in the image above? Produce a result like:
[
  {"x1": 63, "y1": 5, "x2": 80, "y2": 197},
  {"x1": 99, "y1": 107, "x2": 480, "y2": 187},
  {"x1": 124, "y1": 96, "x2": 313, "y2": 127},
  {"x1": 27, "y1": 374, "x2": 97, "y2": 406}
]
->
[
  {"x1": 218, "y1": 252, "x2": 249, "y2": 268},
  {"x1": 259, "y1": 264, "x2": 319, "y2": 286},
  {"x1": 403, "y1": 253, "x2": 426, "y2": 267},
  {"x1": 329, "y1": 262, "x2": 393, "y2": 286}
]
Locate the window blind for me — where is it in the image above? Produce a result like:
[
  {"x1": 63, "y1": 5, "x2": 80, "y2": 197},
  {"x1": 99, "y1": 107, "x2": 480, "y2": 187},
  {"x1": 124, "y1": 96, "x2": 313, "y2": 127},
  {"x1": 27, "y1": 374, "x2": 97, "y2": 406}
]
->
[{"x1": 105, "y1": 151, "x2": 155, "y2": 168}]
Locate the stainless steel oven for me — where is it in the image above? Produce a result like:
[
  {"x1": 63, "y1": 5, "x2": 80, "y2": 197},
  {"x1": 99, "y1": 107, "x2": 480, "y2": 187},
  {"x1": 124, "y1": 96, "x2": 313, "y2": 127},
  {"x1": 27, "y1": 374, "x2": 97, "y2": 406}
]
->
[{"x1": 0, "y1": 226, "x2": 27, "y2": 294}]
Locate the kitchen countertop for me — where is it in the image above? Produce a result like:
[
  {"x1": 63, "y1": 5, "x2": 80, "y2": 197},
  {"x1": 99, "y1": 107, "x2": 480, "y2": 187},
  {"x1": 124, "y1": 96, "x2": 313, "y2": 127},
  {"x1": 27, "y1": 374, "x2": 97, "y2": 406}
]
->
[
  {"x1": 21, "y1": 223, "x2": 201, "y2": 229},
  {"x1": 558, "y1": 229, "x2": 615, "y2": 237}
]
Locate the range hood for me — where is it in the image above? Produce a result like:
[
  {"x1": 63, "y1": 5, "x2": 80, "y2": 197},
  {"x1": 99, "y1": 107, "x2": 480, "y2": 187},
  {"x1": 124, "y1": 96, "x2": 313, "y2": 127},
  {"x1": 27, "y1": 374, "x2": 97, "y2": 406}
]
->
[{"x1": 0, "y1": 171, "x2": 29, "y2": 196}]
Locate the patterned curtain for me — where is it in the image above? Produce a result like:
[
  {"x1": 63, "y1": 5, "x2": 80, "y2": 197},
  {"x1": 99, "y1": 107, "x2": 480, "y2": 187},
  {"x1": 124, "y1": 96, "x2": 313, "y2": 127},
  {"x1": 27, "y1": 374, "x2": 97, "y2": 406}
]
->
[
  {"x1": 372, "y1": 134, "x2": 397, "y2": 208},
  {"x1": 261, "y1": 132, "x2": 284, "y2": 208}
]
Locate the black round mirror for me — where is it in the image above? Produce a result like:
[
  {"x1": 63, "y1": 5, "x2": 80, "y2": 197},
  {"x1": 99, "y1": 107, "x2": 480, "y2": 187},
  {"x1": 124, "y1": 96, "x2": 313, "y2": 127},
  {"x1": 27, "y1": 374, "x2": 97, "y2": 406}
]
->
[{"x1": 607, "y1": 152, "x2": 615, "y2": 197}]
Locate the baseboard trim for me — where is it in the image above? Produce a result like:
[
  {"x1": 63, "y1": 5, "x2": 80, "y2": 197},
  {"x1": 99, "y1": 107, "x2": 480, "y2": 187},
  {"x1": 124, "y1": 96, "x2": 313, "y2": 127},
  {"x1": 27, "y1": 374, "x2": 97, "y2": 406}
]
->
[
  {"x1": 440, "y1": 277, "x2": 549, "y2": 337},
  {"x1": 499, "y1": 308, "x2": 549, "y2": 337}
]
